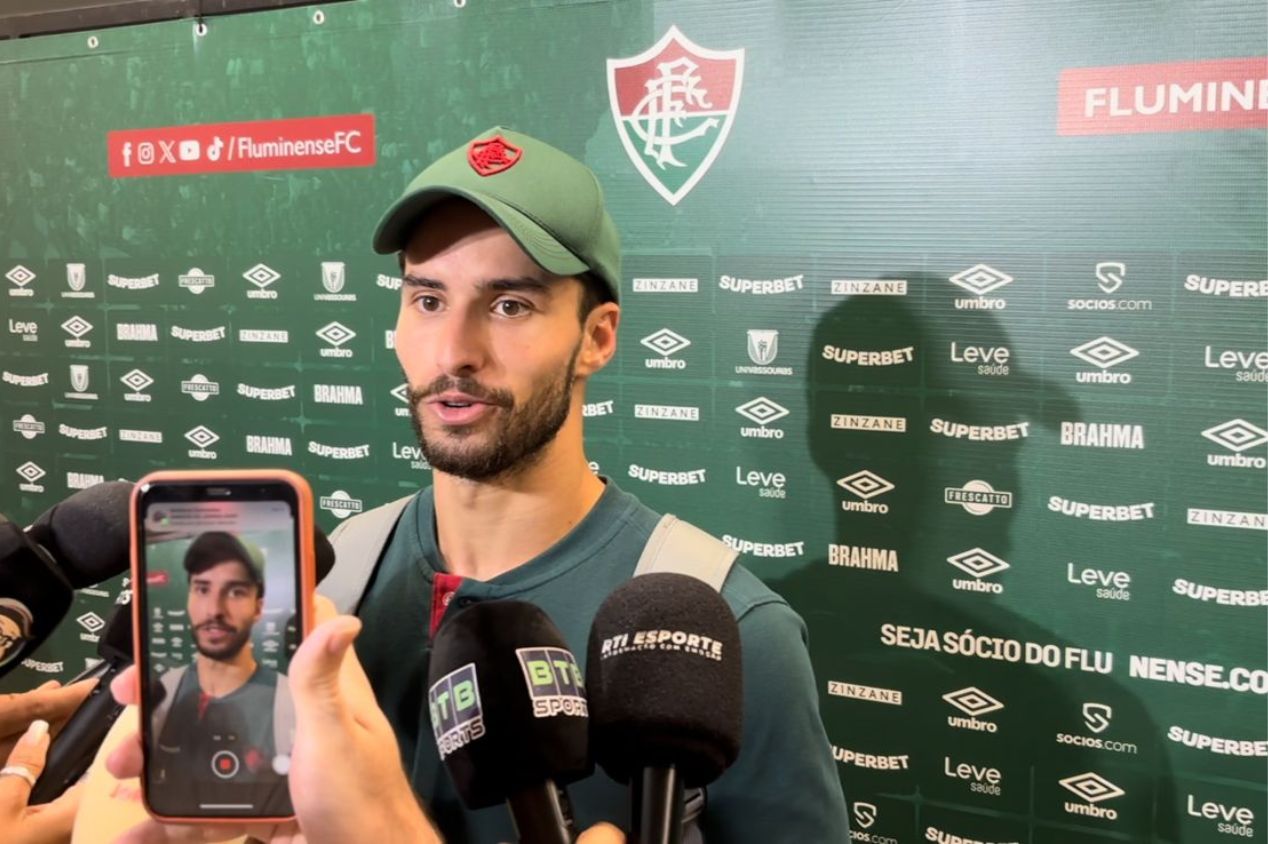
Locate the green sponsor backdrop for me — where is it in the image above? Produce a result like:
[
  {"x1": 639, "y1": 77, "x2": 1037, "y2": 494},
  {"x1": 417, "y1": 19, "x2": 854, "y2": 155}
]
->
[{"x1": 2, "y1": 2, "x2": 1265, "y2": 841}]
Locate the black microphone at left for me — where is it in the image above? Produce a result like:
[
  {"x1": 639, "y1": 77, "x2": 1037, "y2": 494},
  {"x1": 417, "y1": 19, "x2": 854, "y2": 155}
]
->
[{"x1": 0, "y1": 481, "x2": 134, "y2": 676}]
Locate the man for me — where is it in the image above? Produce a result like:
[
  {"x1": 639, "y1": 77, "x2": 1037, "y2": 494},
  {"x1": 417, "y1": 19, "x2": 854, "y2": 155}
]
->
[
  {"x1": 149, "y1": 531, "x2": 290, "y2": 815},
  {"x1": 327, "y1": 126, "x2": 850, "y2": 840}
]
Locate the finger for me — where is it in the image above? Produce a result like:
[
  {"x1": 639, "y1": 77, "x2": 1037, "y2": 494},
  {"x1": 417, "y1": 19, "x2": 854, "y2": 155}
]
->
[
  {"x1": 0, "y1": 718, "x2": 50, "y2": 820},
  {"x1": 0, "y1": 679, "x2": 97, "y2": 738},
  {"x1": 312, "y1": 593, "x2": 336, "y2": 625},
  {"x1": 288, "y1": 615, "x2": 362, "y2": 725},
  {"x1": 105, "y1": 729, "x2": 144, "y2": 780},
  {"x1": 112, "y1": 664, "x2": 141, "y2": 707},
  {"x1": 578, "y1": 822, "x2": 626, "y2": 843},
  {"x1": 15, "y1": 779, "x2": 82, "y2": 840}
]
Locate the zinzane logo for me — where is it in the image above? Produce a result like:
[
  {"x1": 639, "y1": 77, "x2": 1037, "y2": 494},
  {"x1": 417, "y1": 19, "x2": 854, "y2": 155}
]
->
[
  {"x1": 428, "y1": 663, "x2": 484, "y2": 758},
  {"x1": 608, "y1": 26, "x2": 744, "y2": 205},
  {"x1": 516, "y1": 647, "x2": 588, "y2": 718}
]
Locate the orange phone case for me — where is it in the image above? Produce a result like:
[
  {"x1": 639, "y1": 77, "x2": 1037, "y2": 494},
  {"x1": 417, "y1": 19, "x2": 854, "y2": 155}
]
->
[{"x1": 129, "y1": 468, "x2": 316, "y2": 824}]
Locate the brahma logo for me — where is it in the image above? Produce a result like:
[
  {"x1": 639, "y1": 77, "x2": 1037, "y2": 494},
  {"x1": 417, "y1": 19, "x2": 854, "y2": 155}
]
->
[
  {"x1": 320, "y1": 490, "x2": 364, "y2": 520},
  {"x1": 1071, "y1": 336, "x2": 1140, "y2": 383},
  {"x1": 245, "y1": 435, "x2": 292, "y2": 456},
  {"x1": 608, "y1": 26, "x2": 744, "y2": 205},
  {"x1": 837, "y1": 470, "x2": 894, "y2": 515},
  {"x1": 1202, "y1": 419, "x2": 1267, "y2": 469},
  {"x1": 828, "y1": 544, "x2": 898, "y2": 572},
  {"x1": 7, "y1": 264, "x2": 36, "y2": 296},
  {"x1": 1060, "y1": 421, "x2": 1145, "y2": 450},
  {"x1": 66, "y1": 472, "x2": 104, "y2": 490},
  {"x1": 943, "y1": 687, "x2": 1003, "y2": 733},
  {"x1": 641, "y1": 328, "x2": 691, "y2": 369},
  {"x1": 178, "y1": 267, "x2": 215, "y2": 294},
  {"x1": 947, "y1": 548, "x2": 1009, "y2": 594},
  {"x1": 1060, "y1": 772, "x2": 1124, "y2": 820},
  {"x1": 116, "y1": 322, "x2": 158, "y2": 342},
  {"x1": 948, "y1": 264, "x2": 1012, "y2": 309},
  {"x1": 736, "y1": 397, "x2": 790, "y2": 439},
  {"x1": 16, "y1": 461, "x2": 46, "y2": 493},
  {"x1": 316, "y1": 322, "x2": 356, "y2": 358},
  {"x1": 243, "y1": 263, "x2": 280, "y2": 299},
  {"x1": 944, "y1": 480, "x2": 1013, "y2": 516},
  {"x1": 313, "y1": 384, "x2": 364, "y2": 406}
]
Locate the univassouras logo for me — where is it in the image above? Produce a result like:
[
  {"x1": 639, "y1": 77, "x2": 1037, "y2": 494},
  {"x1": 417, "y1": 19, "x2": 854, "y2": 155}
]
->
[
  {"x1": 599, "y1": 629, "x2": 723, "y2": 661},
  {"x1": 428, "y1": 663, "x2": 484, "y2": 758},
  {"x1": 627, "y1": 464, "x2": 706, "y2": 485},
  {"x1": 516, "y1": 647, "x2": 588, "y2": 717},
  {"x1": 1048, "y1": 496, "x2": 1155, "y2": 522}
]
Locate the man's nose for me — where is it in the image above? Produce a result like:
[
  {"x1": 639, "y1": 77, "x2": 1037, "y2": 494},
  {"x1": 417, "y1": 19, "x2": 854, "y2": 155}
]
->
[{"x1": 434, "y1": 307, "x2": 490, "y2": 377}]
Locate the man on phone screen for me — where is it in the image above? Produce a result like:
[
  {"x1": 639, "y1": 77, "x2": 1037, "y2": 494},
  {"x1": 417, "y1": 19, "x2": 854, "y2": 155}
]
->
[{"x1": 149, "y1": 531, "x2": 291, "y2": 814}]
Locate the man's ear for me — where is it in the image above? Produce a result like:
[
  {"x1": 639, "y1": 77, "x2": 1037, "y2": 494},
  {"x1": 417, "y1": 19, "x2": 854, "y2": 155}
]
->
[{"x1": 575, "y1": 302, "x2": 620, "y2": 379}]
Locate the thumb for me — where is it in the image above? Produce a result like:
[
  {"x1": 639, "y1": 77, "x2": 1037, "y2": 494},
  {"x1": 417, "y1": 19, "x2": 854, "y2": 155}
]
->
[{"x1": 288, "y1": 615, "x2": 362, "y2": 723}]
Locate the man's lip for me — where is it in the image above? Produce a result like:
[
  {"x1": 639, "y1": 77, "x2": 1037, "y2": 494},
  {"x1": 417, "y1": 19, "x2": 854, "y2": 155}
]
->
[{"x1": 428, "y1": 392, "x2": 490, "y2": 405}]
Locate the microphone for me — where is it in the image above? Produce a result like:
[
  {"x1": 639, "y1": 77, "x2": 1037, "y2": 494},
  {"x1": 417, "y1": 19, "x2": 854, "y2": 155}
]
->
[
  {"x1": 0, "y1": 481, "x2": 134, "y2": 675},
  {"x1": 586, "y1": 573, "x2": 743, "y2": 844},
  {"x1": 428, "y1": 600, "x2": 591, "y2": 844},
  {"x1": 28, "y1": 603, "x2": 131, "y2": 804}
]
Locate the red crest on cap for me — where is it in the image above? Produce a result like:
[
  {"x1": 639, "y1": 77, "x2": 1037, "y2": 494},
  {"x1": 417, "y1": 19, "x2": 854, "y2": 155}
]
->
[{"x1": 468, "y1": 135, "x2": 522, "y2": 176}]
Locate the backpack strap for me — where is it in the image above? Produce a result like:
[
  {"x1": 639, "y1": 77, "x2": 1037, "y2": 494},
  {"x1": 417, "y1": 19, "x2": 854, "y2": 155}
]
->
[
  {"x1": 634, "y1": 514, "x2": 736, "y2": 841},
  {"x1": 151, "y1": 664, "x2": 188, "y2": 741},
  {"x1": 634, "y1": 514, "x2": 738, "y2": 591},
  {"x1": 320, "y1": 494, "x2": 413, "y2": 614}
]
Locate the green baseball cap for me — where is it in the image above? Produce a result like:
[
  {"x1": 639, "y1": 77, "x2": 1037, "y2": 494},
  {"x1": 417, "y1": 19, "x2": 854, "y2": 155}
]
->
[{"x1": 372, "y1": 126, "x2": 621, "y2": 302}]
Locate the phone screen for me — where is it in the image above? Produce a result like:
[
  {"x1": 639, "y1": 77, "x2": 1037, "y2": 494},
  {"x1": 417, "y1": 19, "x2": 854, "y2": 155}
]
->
[{"x1": 135, "y1": 481, "x2": 301, "y2": 818}]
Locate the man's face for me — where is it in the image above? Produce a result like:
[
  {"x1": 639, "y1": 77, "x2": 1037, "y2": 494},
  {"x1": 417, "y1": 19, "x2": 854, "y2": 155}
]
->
[
  {"x1": 187, "y1": 560, "x2": 262, "y2": 661},
  {"x1": 395, "y1": 201, "x2": 595, "y2": 481}
]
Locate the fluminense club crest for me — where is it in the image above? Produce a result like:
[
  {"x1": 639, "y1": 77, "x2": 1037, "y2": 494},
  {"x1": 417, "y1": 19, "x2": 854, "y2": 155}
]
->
[{"x1": 607, "y1": 26, "x2": 744, "y2": 205}]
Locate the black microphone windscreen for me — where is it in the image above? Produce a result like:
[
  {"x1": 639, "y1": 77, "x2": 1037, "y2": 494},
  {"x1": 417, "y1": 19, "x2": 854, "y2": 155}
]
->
[
  {"x1": 0, "y1": 516, "x2": 73, "y2": 672},
  {"x1": 32, "y1": 481, "x2": 133, "y2": 587},
  {"x1": 586, "y1": 573, "x2": 743, "y2": 788},
  {"x1": 314, "y1": 528, "x2": 334, "y2": 583},
  {"x1": 427, "y1": 600, "x2": 591, "y2": 809}
]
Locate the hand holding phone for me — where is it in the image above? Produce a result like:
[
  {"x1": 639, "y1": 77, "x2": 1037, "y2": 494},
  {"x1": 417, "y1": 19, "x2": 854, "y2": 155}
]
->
[
  {"x1": 107, "y1": 595, "x2": 440, "y2": 844},
  {"x1": 131, "y1": 471, "x2": 315, "y2": 823}
]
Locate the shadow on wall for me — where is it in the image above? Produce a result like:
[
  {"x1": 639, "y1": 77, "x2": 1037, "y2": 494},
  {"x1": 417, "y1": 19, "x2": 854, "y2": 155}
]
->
[{"x1": 769, "y1": 273, "x2": 1177, "y2": 843}]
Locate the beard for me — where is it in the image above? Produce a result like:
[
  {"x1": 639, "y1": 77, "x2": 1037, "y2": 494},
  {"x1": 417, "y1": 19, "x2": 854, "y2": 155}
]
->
[
  {"x1": 194, "y1": 620, "x2": 253, "y2": 662},
  {"x1": 408, "y1": 343, "x2": 580, "y2": 482}
]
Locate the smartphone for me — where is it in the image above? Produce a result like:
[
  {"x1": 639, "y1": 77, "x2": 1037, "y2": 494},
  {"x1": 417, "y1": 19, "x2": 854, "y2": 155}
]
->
[{"x1": 130, "y1": 469, "x2": 315, "y2": 822}]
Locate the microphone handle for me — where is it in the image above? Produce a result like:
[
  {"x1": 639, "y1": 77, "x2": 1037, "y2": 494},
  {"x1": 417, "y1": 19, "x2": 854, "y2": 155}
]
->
[
  {"x1": 632, "y1": 765, "x2": 684, "y2": 844},
  {"x1": 507, "y1": 780, "x2": 578, "y2": 844},
  {"x1": 28, "y1": 659, "x2": 128, "y2": 805}
]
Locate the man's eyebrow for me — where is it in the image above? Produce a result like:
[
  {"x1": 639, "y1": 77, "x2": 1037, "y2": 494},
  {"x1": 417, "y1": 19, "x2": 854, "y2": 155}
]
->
[{"x1": 401, "y1": 275, "x2": 552, "y2": 295}]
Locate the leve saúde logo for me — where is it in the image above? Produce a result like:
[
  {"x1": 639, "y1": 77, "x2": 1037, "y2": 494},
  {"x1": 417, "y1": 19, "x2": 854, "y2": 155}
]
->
[{"x1": 608, "y1": 26, "x2": 744, "y2": 205}]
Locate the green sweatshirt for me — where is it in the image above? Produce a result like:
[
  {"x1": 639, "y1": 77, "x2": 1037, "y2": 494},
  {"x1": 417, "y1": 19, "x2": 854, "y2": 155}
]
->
[{"x1": 354, "y1": 479, "x2": 850, "y2": 842}]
